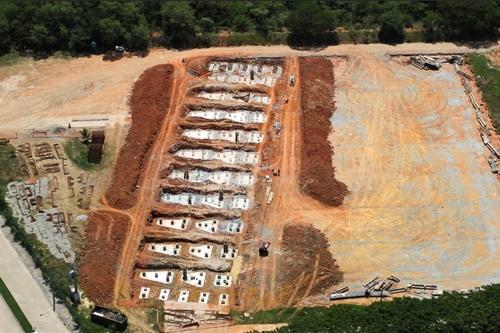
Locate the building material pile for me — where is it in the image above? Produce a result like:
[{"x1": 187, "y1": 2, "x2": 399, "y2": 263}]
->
[
  {"x1": 330, "y1": 275, "x2": 441, "y2": 301},
  {"x1": 455, "y1": 63, "x2": 500, "y2": 174},
  {"x1": 410, "y1": 55, "x2": 442, "y2": 70}
]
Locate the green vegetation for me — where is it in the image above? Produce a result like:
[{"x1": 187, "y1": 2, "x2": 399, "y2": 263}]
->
[
  {"x1": 146, "y1": 306, "x2": 164, "y2": 332},
  {"x1": 0, "y1": 144, "x2": 25, "y2": 182},
  {"x1": 0, "y1": 51, "x2": 24, "y2": 66},
  {"x1": 236, "y1": 284, "x2": 500, "y2": 333},
  {"x1": 469, "y1": 53, "x2": 500, "y2": 134},
  {"x1": 0, "y1": 277, "x2": 33, "y2": 333},
  {"x1": 63, "y1": 139, "x2": 95, "y2": 171},
  {"x1": 0, "y1": 1, "x2": 499, "y2": 56},
  {"x1": 286, "y1": 1, "x2": 337, "y2": 47}
]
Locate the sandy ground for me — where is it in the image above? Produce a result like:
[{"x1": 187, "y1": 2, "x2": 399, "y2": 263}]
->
[
  {"x1": 324, "y1": 53, "x2": 500, "y2": 290},
  {"x1": 0, "y1": 42, "x2": 484, "y2": 134}
]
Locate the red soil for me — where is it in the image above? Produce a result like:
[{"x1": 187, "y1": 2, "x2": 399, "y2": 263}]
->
[
  {"x1": 78, "y1": 210, "x2": 130, "y2": 305},
  {"x1": 105, "y1": 64, "x2": 175, "y2": 209},
  {"x1": 298, "y1": 57, "x2": 348, "y2": 206},
  {"x1": 278, "y1": 224, "x2": 343, "y2": 303}
]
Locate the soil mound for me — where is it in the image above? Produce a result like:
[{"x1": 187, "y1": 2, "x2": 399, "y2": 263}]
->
[
  {"x1": 105, "y1": 64, "x2": 175, "y2": 209},
  {"x1": 78, "y1": 211, "x2": 130, "y2": 305},
  {"x1": 279, "y1": 224, "x2": 342, "y2": 302},
  {"x1": 298, "y1": 57, "x2": 348, "y2": 206}
]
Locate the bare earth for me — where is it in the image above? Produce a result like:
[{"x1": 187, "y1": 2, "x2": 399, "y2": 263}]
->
[
  {"x1": 326, "y1": 52, "x2": 500, "y2": 291},
  {"x1": 0, "y1": 42, "x2": 499, "y2": 332}
]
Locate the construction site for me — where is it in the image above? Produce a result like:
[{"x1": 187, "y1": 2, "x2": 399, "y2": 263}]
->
[
  {"x1": 1, "y1": 131, "x2": 111, "y2": 263},
  {"x1": 1, "y1": 44, "x2": 499, "y2": 332}
]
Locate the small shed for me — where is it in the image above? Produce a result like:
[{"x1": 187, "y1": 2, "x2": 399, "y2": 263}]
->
[{"x1": 87, "y1": 130, "x2": 105, "y2": 164}]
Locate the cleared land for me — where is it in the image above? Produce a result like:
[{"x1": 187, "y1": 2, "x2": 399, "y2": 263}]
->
[
  {"x1": 1, "y1": 43, "x2": 499, "y2": 331},
  {"x1": 324, "y1": 54, "x2": 500, "y2": 291},
  {"x1": 298, "y1": 57, "x2": 348, "y2": 206},
  {"x1": 81, "y1": 50, "x2": 500, "y2": 320},
  {"x1": 105, "y1": 64, "x2": 175, "y2": 209},
  {"x1": 79, "y1": 210, "x2": 130, "y2": 304}
]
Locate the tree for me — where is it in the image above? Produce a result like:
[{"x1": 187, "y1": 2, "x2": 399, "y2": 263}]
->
[
  {"x1": 80, "y1": 128, "x2": 90, "y2": 145},
  {"x1": 161, "y1": 1, "x2": 197, "y2": 49},
  {"x1": 422, "y1": 11, "x2": 445, "y2": 42},
  {"x1": 436, "y1": 0, "x2": 500, "y2": 40},
  {"x1": 128, "y1": 23, "x2": 149, "y2": 50},
  {"x1": 377, "y1": 9, "x2": 405, "y2": 44},
  {"x1": 0, "y1": 11, "x2": 10, "y2": 54},
  {"x1": 98, "y1": 18, "x2": 124, "y2": 49},
  {"x1": 286, "y1": 1, "x2": 337, "y2": 46}
]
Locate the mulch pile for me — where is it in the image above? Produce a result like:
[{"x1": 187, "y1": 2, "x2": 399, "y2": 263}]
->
[
  {"x1": 105, "y1": 64, "x2": 175, "y2": 209},
  {"x1": 298, "y1": 57, "x2": 348, "y2": 206},
  {"x1": 78, "y1": 211, "x2": 130, "y2": 305}
]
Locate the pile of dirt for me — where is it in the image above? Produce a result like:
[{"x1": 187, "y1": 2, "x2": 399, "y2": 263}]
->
[
  {"x1": 78, "y1": 210, "x2": 130, "y2": 305},
  {"x1": 278, "y1": 224, "x2": 342, "y2": 303},
  {"x1": 105, "y1": 64, "x2": 175, "y2": 209},
  {"x1": 298, "y1": 57, "x2": 348, "y2": 206}
]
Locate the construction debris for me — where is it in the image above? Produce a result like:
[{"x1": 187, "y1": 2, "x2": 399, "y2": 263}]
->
[
  {"x1": 330, "y1": 290, "x2": 390, "y2": 301},
  {"x1": 410, "y1": 55, "x2": 442, "y2": 70},
  {"x1": 5, "y1": 178, "x2": 75, "y2": 262},
  {"x1": 488, "y1": 155, "x2": 499, "y2": 174}
]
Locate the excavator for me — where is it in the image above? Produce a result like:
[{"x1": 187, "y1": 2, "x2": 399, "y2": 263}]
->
[{"x1": 258, "y1": 241, "x2": 270, "y2": 257}]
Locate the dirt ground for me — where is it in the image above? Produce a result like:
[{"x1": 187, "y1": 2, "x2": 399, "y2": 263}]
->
[
  {"x1": 489, "y1": 48, "x2": 500, "y2": 66},
  {"x1": 298, "y1": 57, "x2": 348, "y2": 206},
  {"x1": 79, "y1": 210, "x2": 131, "y2": 304},
  {"x1": 105, "y1": 64, "x2": 174, "y2": 209},
  {"x1": 1, "y1": 42, "x2": 499, "y2": 331},
  {"x1": 278, "y1": 224, "x2": 342, "y2": 301},
  {"x1": 0, "y1": 43, "x2": 481, "y2": 132},
  {"x1": 321, "y1": 54, "x2": 500, "y2": 293}
]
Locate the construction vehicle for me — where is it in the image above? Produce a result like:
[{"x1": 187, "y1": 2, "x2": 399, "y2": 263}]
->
[{"x1": 258, "y1": 241, "x2": 270, "y2": 257}]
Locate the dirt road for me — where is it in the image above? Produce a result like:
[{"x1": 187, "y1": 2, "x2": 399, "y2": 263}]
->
[{"x1": 1, "y1": 42, "x2": 499, "y2": 320}]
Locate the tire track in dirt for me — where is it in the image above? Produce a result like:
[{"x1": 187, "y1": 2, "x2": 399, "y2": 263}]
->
[
  {"x1": 112, "y1": 60, "x2": 188, "y2": 304},
  {"x1": 245, "y1": 57, "x2": 344, "y2": 311}
]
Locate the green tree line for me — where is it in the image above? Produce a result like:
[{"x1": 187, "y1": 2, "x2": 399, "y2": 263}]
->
[
  {"x1": 238, "y1": 284, "x2": 500, "y2": 333},
  {"x1": 0, "y1": 0, "x2": 499, "y2": 54},
  {"x1": 280, "y1": 285, "x2": 500, "y2": 332}
]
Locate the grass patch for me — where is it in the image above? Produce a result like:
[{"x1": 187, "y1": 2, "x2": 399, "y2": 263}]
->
[
  {"x1": 0, "y1": 144, "x2": 26, "y2": 181},
  {"x1": 146, "y1": 306, "x2": 164, "y2": 332},
  {"x1": 63, "y1": 139, "x2": 105, "y2": 171},
  {"x1": 469, "y1": 53, "x2": 500, "y2": 134},
  {"x1": 63, "y1": 139, "x2": 93, "y2": 170},
  {"x1": 0, "y1": 277, "x2": 33, "y2": 333},
  {"x1": 0, "y1": 51, "x2": 25, "y2": 67}
]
